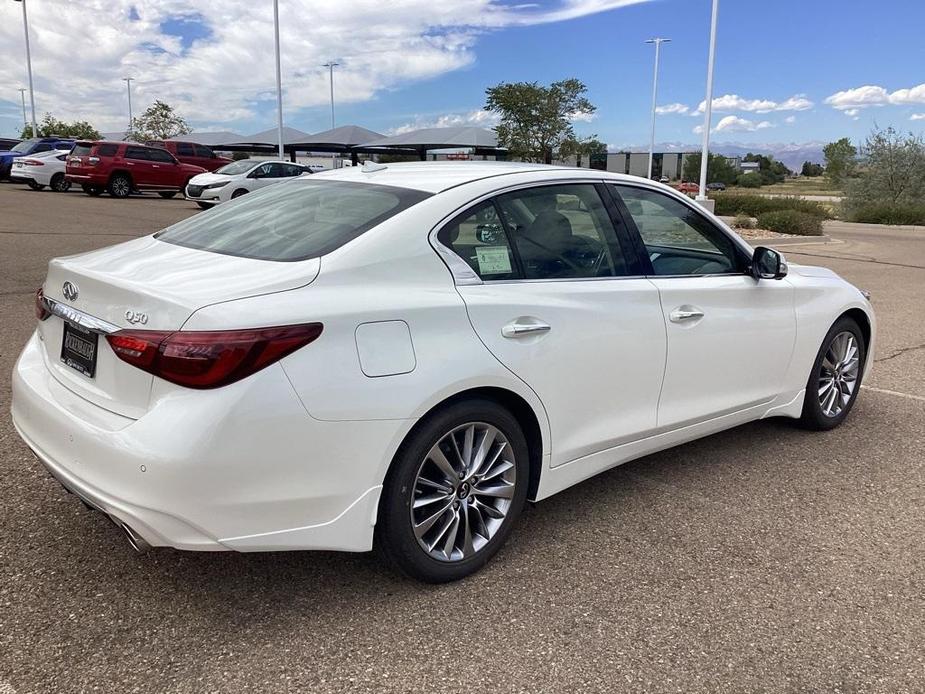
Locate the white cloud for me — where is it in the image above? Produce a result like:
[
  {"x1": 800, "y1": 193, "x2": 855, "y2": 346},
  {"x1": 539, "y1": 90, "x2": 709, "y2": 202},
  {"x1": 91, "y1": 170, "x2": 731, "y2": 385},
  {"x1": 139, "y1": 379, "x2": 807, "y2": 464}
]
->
[
  {"x1": 784, "y1": 115, "x2": 796, "y2": 124},
  {"x1": 696, "y1": 115, "x2": 774, "y2": 135},
  {"x1": 694, "y1": 93, "x2": 813, "y2": 114},
  {"x1": 824, "y1": 83, "x2": 925, "y2": 112},
  {"x1": 0, "y1": 0, "x2": 652, "y2": 133},
  {"x1": 911, "y1": 113, "x2": 925, "y2": 121},
  {"x1": 390, "y1": 109, "x2": 499, "y2": 135},
  {"x1": 655, "y1": 102, "x2": 689, "y2": 115}
]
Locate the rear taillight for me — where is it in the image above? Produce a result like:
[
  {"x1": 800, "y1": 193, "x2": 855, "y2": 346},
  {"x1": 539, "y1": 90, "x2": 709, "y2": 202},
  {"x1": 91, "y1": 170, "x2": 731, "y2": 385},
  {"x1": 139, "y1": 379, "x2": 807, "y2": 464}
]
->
[
  {"x1": 35, "y1": 287, "x2": 50, "y2": 321},
  {"x1": 22, "y1": 159, "x2": 44, "y2": 166},
  {"x1": 106, "y1": 323, "x2": 323, "y2": 389}
]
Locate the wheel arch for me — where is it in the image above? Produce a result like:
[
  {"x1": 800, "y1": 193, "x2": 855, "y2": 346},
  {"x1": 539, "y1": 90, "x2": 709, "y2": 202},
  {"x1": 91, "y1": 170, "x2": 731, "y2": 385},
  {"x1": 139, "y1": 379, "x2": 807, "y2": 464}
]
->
[
  {"x1": 108, "y1": 169, "x2": 133, "y2": 185},
  {"x1": 840, "y1": 307, "x2": 872, "y2": 349}
]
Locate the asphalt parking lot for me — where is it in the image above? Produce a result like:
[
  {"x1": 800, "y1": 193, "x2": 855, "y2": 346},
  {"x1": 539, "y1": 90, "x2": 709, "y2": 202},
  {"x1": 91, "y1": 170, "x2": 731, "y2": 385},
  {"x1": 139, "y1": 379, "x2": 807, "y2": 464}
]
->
[{"x1": 0, "y1": 184, "x2": 922, "y2": 693}]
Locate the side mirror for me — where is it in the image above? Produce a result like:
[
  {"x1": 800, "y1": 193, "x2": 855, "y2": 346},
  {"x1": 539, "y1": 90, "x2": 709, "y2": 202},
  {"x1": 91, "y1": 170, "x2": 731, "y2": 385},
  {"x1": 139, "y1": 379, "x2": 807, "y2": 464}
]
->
[{"x1": 750, "y1": 246, "x2": 788, "y2": 280}]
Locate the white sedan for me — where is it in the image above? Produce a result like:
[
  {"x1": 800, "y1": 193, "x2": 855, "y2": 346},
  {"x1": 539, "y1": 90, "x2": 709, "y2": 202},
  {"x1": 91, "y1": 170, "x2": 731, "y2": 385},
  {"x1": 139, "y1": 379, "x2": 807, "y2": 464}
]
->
[
  {"x1": 184, "y1": 158, "x2": 308, "y2": 208},
  {"x1": 10, "y1": 149, "x2": 73, "y2": 192},
  {"x1": 12, "y1": 162, "x2": 874, "y2": 582}
]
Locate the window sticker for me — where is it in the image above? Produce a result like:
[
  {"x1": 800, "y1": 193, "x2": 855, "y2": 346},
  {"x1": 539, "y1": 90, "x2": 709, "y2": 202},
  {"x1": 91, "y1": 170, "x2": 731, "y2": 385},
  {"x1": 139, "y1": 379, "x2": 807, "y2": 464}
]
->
[{"x1": 475, "y1": 246, "x2": 512, "y2": 275}]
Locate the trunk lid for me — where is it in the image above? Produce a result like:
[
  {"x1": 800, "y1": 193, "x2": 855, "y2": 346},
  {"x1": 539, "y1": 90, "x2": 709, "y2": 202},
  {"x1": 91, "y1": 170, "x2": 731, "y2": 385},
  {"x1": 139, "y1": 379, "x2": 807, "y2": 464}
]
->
[{"x1": 39, "y1": 236, "x2": 320, "y2": 418}]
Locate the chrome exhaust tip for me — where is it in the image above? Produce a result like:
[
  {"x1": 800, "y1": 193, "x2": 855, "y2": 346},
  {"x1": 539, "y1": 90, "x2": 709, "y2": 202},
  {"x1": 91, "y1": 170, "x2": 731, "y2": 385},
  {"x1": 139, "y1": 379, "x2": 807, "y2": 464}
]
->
[{"x1": 118, "y1": 521, "x2": 151, "y2": 553}]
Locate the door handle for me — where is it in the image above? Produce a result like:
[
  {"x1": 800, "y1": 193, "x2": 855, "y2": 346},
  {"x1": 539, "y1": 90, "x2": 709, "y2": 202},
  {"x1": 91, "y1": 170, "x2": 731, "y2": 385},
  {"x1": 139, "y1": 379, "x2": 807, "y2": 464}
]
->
[
  {"x1": 669, "y1": 308, "x2": 705, "y2": 323},
  {"x1": 502, "y1": 321, "x2": 551, "y2": 338}
]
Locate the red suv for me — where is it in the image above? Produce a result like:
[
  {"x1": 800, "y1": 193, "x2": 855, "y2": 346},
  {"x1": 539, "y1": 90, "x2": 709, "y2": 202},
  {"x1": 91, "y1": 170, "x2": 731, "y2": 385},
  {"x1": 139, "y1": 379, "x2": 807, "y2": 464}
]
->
[
  {"x1": 146, "y1": 140, "x2": 233, "y2": 172},
  {"x1": 66, "y1": 141, "x2": 207, "y2": 198}
]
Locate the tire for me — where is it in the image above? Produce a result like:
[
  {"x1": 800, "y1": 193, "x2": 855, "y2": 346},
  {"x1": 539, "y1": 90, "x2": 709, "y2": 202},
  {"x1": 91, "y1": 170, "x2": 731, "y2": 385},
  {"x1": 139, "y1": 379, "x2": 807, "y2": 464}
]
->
[
  {"x1": 158, "y1": 191, "x2": 178, "y2": 199},
  {"x1": 196, "y1": 201, "x2": 215, "y2": 210},
  {"x1": 50, "y1": 173, "x2": 70, "y2": 192},
  {"x1": 107, "y1": 173, "x2": 132, "y2": 198},
  {"x1": 231, "y1": 188, "x2": 248, "y2": 199},
  {"x1": 82, "y1": 185, "x2": 104, "y2": 197},
  {"x1": 376, "y1": 399, "x2": 529, "y2": 583},
  {"x1": 27, "y1": 180, "x2": 45, "y2": 190},
  {"x1": 798, "y1": 316, "x2": 866, "y2": 431}
]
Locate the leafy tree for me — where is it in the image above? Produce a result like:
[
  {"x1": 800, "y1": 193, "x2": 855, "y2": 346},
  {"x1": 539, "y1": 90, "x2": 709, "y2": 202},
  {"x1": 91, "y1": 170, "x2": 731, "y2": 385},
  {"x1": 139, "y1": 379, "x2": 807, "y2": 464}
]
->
[
  {"x1": 485, "y1": 79, "x2": 596, "y2": 163},
  {"x1": 20, "y1": 113, "x2": 100, "y2": 140},
  {"x1": 737, "y1": 172, "x2": 763, "y2": 188},
  {"x1": 823, "y1": 137, "x2": 857, "y2": 184},
  {"x1": 128, "y1": 100, "x2": 192, "y2": 141},
  {"x1": 744, "y1": 152, "x2": 791, "y2": 184},
  {"x1": 560, "y1": 135, "x2": 607, "y2": 167},
  {"x1": 844, "y1": 126, "x2": 925, "y2": 212},
  {"x1": 801, "y1": 161, "x2": 824, "y2": 177},
  {"x1": 681, "y1": 152, "x2": 738, "y2": 185}
]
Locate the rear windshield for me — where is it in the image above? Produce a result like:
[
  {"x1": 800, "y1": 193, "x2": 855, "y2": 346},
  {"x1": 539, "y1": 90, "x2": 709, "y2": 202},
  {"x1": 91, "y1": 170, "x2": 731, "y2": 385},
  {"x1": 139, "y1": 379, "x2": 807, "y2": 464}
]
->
[
  {"x1": 155, "y1": 179, "x2": 431, "y2": 261},
  {"x1": 71, "y1": 144, "x2": 92, "y2": 157}
]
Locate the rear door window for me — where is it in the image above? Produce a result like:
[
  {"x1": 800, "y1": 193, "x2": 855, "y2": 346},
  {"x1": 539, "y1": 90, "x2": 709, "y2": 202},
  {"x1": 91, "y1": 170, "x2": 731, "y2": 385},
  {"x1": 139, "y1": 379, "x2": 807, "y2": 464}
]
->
[
  {"x1": 97, "y1": 144, "x2": 118, "y2": 157},
  {"x1": 147, "y1": 148, "x2": 175, "y2": 163},
  {"x1": 125, "y1": 146, "x2": 149, "y2": 161},
  {"x1": 176, "y1": 142, "x2": 195, "y2": 156},
  {"x1": 193, "y1": 144, "x2": 213, "y2": 158},
  {"x1": 156, "y1": 180, "x2": 430, "y2": 261}
]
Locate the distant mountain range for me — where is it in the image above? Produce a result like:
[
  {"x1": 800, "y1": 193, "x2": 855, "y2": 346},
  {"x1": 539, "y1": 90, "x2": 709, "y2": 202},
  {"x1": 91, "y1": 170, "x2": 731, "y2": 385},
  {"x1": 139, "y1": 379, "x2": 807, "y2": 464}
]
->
[{"x1": 619, "y1": 141, "x2": 826, "y2": 171}]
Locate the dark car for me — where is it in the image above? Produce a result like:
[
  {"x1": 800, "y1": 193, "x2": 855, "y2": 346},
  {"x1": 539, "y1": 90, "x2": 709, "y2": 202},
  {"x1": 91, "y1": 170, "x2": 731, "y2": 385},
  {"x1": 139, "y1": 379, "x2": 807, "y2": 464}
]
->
[
  {"x1": 707, "y1": 182, "x2": 727, "y2": 191},
  {"x1": 146, "y1": 140, "x2": 234, "y2": 172},
  {"x1": 0, "y1": 136, "x2": 74, "y2": 179},
  {"x1": 66, "y1": 141, "x2": 206, "y2": 198}
]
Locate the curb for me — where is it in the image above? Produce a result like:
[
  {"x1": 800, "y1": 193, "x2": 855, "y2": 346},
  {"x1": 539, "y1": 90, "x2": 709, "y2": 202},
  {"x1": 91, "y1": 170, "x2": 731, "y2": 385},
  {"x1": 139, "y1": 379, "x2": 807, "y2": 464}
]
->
[{"x1": 747, "y1": 235, "x2": 832, "y2": 246}]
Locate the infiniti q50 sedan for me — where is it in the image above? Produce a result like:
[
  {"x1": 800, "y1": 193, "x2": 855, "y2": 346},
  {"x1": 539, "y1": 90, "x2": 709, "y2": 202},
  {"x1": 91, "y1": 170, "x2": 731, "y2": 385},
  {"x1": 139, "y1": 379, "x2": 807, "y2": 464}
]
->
[{"x1": 11, "y1": 162, "x2": 874, "y2": 583}]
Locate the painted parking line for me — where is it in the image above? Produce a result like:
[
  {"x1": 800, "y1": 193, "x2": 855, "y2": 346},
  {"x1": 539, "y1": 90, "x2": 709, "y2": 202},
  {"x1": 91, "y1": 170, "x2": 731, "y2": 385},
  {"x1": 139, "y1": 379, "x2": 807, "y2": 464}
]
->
[{"x1": 862, "y1": 385, "x2": 925, "y2": 403}]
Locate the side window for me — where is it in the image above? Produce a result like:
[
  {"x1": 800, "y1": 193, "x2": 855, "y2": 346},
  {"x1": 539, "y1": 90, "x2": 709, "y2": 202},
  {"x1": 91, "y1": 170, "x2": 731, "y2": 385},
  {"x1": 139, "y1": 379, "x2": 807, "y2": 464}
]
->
[
  {"x1": 193, "y1": 144, "x2": 213, "y2": 158},
  {"x1": 283, "y1": 164, "x2": 303, "y2": 177},
  {"x1": 147, "y1": 148, "x2": 175, "y2": 163},
  {"x1": 125, "y1": 146, "x2": 148, "y2": 161},
  {"x1": 437, "y1": 201, "x2": 519, "y2": 281},
  {"x1": 614, "y1": 185, "x2": 742, "y2": 276},
  {"x1": 495, "y1": 184, "x2": 628, "y2": 279},
  {"x1": 34, "y1": 143, "x2": 52, "y2": 153},
  {"x1": 254, "y1": 164, "x2": 272, "y2": 178},
  {"x1": 97, "y1": 144, "x2": 118, "y2": 157},
  {"x1": 176, "y1": 142, "x2": 195, "y2": 156}
]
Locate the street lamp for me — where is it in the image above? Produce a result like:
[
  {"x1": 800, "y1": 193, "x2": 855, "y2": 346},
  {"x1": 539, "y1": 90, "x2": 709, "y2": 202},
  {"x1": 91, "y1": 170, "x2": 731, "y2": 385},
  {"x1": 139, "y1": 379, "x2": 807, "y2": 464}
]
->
[
  {"x1": 645, "y1": 37, "x2": 670, "y2": 180},
  {"x1": 13, "y1": 0, "x2": 39, "y2": 139},
  {"x1": 272, "y1": 0, "x2": 285, "y2": 159},
  {"x1": 18, "y1": 88, "x2": 28, "y2": 132},
  {"x1": 697, "y1": 0, "x2": 720, "y2": 206},
  {"x1": 122, "y1": 77, "x2": 134, "y2": 138},
  {"x1": 322, "y1": 61, "x2": 339, "y2": 168}
]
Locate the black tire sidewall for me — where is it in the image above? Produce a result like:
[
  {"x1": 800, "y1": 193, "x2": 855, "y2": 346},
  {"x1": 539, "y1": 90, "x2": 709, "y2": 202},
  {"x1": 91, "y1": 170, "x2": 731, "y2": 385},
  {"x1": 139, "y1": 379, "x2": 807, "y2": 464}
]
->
[
  {"x1": 51, "y1": 173, "x2": 69, "y2": 192},
  {"x1": 231, "y1": 188, "x2": 248, "y2": 199},
  {"x1": 377, "y1": 399, "x2": 530, "y2": 583},
  {"x1": 800, "y1": 317, "x2": 866, "y2": 430}
]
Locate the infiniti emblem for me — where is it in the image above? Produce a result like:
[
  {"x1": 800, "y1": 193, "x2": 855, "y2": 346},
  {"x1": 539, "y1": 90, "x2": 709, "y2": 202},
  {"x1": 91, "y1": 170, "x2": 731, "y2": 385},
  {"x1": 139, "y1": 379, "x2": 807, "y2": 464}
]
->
[{"x1": 62, "y1": 281, "x2": 79, "y2": 302}]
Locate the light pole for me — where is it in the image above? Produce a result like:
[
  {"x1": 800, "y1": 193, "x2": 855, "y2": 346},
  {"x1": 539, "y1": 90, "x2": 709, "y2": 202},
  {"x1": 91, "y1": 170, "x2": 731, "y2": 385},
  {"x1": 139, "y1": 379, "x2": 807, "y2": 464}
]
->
[
  {"x1": 122, "y1": 77, "x2": 134, "y2": 138},
  {"x1": 272, "y1": 0, "x2": 285, "y2": 160},
  {"x1": 14, "y1": 0, "x2": 39, "y2": 139},
  {"x1": 322, "y1": 61, "x2": 339, "y2": 168},
  {"x1": 645, "y1": 37, "x2": 670, "y2": 180},
  {"x1": 697, "y1": 0, "x2": 719, "y2": 205},
  {"x1": 18, "y1": 88, "x2": 28, "y2": 132}
]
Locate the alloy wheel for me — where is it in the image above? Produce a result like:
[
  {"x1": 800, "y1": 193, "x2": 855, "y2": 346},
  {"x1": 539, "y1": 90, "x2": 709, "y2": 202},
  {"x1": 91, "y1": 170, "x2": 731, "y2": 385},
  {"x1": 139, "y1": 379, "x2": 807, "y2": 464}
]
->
[
  {"x1": 817, "y1": 330, "x2": 860, "y2": 418},
  {"x1": 411, "y1": 422, "x2": 517, "y2": 562},
  {"x1": 111, "y1": 176, "x2": 130, "y2": 197}
]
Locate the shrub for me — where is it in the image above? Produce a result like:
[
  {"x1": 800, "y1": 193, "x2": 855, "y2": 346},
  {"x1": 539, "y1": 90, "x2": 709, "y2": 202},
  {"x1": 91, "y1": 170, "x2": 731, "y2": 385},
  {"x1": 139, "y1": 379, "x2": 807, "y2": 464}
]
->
[
  {"x1": 756, "y1": 210, "x2": 823, "y2": 236},
  {"x1": 711, "y1": 193, "x2": 831, "y2": 219},
  {"x1": 736, "y1": 172, "x2": 763, "y2": 188},
  {"x1": 846, "y1": 203, "x2": 925, "y2": 226},
  {"x1": 732, "y1": 213, "x2": 755, "y2": 229}
]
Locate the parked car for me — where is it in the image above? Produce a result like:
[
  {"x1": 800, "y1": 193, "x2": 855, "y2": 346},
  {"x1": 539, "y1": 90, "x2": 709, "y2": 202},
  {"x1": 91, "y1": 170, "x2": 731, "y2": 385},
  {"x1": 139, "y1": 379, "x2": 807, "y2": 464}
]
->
[
  {"x1": 676, "y1": 181, "x2": 699, "y2": 194},
  {"x1": 12, "y1": 163, "x2": 874, "y2": 583},
  {"x1": 0, "y1": 136, "x2": 74, "y2": 180},
  {"x1": 146, "y1": 140, "x2": 234, "y2": 172},
  {"x1": 659, "y1": 176, "x2": 670, "y2": 183},
  {"x1": 66, "y1": 141, "x2": 206, "y2": 198},
  {"x1": 10, "y1": 149, "x2": 73, "y2": 191},
  {"x1": 185, "y1": 159, "x2": 309, "y2": 209},
  {"x1": 707, "y1": 182, "x2": 727, "y2": 191}
]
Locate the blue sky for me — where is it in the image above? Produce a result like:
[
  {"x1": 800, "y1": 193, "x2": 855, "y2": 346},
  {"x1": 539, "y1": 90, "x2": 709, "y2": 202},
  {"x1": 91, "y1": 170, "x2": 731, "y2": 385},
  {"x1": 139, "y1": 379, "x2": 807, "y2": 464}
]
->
[{"x1": 1, "y1": 0, "x2": 924, "y2": 147}]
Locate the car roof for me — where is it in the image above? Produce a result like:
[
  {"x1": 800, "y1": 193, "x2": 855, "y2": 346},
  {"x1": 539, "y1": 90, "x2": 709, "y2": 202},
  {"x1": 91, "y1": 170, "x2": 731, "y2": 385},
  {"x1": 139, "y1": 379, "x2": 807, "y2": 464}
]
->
[{"x1": 313, "y1": 161, "x2": 660, "y2": 194}]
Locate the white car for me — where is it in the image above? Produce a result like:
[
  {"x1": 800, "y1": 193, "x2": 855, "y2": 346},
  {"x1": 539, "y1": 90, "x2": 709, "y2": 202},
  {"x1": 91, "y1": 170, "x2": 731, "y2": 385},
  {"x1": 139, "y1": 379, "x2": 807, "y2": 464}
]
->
[
  {"x1": 11, "y1": 149, "x2": 73, "y2": 192},
  {"x1": 12, "y1": 162, "x2": 874, "y2": 582},
  {"x1": 184, "y1": 159, "x2": 307, "y2": 208}
]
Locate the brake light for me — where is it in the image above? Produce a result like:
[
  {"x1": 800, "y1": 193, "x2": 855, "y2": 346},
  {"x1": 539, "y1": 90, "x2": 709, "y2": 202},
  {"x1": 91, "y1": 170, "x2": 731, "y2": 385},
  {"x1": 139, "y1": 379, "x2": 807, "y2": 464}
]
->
[
  {"x1": 22, "y1": 159, "x2": 44, "y2": 166},
  {"x1": 106, "y1": 323, "x2": 323, "y2": 389},
  {"x1": 35, "y1": 287, "x2": 50, "y2": 321}
]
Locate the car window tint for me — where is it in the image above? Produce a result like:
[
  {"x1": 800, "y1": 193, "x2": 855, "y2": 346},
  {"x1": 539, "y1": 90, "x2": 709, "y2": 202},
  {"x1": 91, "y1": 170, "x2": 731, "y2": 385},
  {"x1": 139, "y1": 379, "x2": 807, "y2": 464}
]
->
[
  {"x1": 34, "y1": 143, "x2": 52, "y2": 153},
  {"x1": 193, "y1": 144, "x2": 213, "y2": 158},
  {"x1": 614, "y1": 185, "x2": 740, "y2": 276},
  {"x1": 125, "y1": 146, "x2": 149, "y2": 161},
  {"x1": 494, "y1": 184, "x2": 628, "y2": 279},
  {"x1": 147, "y1": 148, "x2": 175, "y2": 163},
  {"x1": 156, "y1": 180, "x2": 430, "y2": 262},
  {"x1": 177, "y1": 142, "x2": 195, "y2": 156},
  {"x1": 438, "y1": 201, "x2": 519, "y2": 281},
  {"x1": 97, "y1": 144, "x2": 118, "y2": 157},
  {"x1": 283, "y1": 164, "x2": 303, "y2": 177}
]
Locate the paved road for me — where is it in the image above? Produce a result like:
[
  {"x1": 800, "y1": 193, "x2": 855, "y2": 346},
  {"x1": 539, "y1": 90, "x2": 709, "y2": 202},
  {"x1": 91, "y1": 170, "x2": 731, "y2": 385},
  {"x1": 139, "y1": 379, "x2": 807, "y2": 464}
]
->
[{"x1": 0, "y1": 185, "x2": 922, "y2": 693}]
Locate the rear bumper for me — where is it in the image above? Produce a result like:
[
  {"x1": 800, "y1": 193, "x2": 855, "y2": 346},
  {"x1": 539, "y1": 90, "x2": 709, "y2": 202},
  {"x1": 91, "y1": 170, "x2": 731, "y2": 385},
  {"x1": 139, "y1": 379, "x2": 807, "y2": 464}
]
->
[
  {"x1": 66, "y1": 172, "x2": 105, "y2": 185},
  {"x1": 11, "y1": 332, "x2": 407, "y2": 553}
]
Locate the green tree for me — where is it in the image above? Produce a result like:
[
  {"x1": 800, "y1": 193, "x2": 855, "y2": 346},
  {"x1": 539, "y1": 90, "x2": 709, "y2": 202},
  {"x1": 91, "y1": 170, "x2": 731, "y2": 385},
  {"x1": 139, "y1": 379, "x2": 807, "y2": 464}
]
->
[
  {"x1": 823, "y1": 137, "x2": 857, "y2": 184},
  {"x1": 560, "y1": 135, "x2": 607, "y2": 167},
  {"x1": 801, "y1": 161, "x2": 824, "y2": 177},
  {"x1": 681, "y1": 152, "x2": 738, "y2": 185},
  {"x1": 485, "y1": 79, "x2": 596, "y2": 163},
  {"x1": 844, "y1": 126, "x2": 925, "y2": 210},
  {"x1": 20, "y1": 113, "x2": 100, "y2": 140},
  {"x1": 128, "y1": 100, "x2": 192, "y2": 141},
  {"x1": 743, "y1": 152, "x2": 791, "y2": 184}
]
